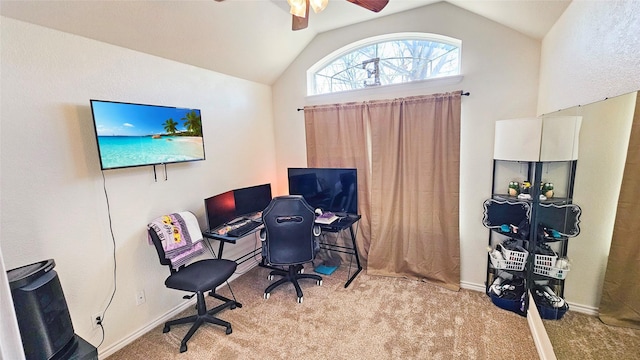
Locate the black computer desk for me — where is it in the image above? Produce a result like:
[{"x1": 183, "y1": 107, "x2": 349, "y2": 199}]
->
[
  {"x1": 202, "y1": 214, "x2": 362, "y2": 288},
  {"x1": 202, "y1": 227, "x2": 263, "y2": 263},
  {"x1": 317, "y1": 214, "x2": 362, "y2": 288},
  {"x1": 201, "y1": 228, "x2": 262, "y2": 309}
]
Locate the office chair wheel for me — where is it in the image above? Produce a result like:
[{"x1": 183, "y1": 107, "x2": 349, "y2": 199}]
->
[
  {"x1": 297, "y1": 296, "x2": 303, "y2": 303},
  {"x1": 264, "y1": 292, "x2": 270, "y2": 299},
  {"x1": 317, "y1": 279, "x2": 323, "y2": 286},
  {"x1": 226, "y1": 326, "x2": 232, "y2": 335},
  {"x1": 268, "y1": 274, "x2": 274, "y2": 280},
  {"x1": 163, "y1": 325, "x2": 170, "y2": 333},
  {"x1": 180, "y1": 344, "x2": 187, "y2": 353}
]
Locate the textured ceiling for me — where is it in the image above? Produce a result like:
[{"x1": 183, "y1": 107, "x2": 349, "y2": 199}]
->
[{"x1": 1, "y1": 0, "x2": 571, "y2": 84}]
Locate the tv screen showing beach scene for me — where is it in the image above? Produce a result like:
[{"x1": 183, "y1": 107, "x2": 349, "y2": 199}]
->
[{"x1": 90, "y1": 100, "x2": 205, "y2": 170}]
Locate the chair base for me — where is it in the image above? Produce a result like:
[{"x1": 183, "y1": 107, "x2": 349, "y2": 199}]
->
[
  {"x1": 163, "y1": 291, "x2": 236, "y2": 353},
  {"x1": 264, "y1": 264, "x2": 322, "y2": 303}
]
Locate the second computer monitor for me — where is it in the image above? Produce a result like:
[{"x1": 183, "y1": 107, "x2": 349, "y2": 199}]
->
[
  {"x1": 288, "y1": 168, "x2": 357, "y2": 215},
  {"x1": 204, "y1": 183, "x2": 272, "y2": 230},
  {"x1": 234, "y1": 183, "x2": 272, "y2": 216}
]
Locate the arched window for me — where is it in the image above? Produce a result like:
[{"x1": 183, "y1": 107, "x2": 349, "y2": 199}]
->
[{"x1": 308, "y1": 33, "x2": 461, "y2": 96}]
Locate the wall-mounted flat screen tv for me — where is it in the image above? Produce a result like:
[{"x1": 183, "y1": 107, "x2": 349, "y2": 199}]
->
[
  {"x1": 288, "y1": 168, "x2": 358, "y2": 215},
  {"x1": 90, "y1": 100, "x2": 205, "y2": 170}
]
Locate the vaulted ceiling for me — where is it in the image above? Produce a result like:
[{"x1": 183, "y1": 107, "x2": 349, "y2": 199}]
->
[{"x1": 1, "y1": 0, "x2": 571, "y2": 85}]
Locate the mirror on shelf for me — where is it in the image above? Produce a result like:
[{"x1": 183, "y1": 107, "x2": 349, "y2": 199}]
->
[{"x1": 536, "y1": 90, "x2": 639, "y2": 357}]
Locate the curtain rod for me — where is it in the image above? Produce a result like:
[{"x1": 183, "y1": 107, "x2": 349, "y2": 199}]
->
[{"x1": 297, "y1": 90, "x2": 470, "y2": 111}]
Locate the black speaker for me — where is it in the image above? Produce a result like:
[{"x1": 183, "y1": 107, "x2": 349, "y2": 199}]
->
[{"x1": 8, "y1": 259, "x2": 75, "y2": 360}]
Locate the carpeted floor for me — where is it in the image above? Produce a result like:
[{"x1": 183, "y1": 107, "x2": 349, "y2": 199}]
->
[
  {"x1": 107, "y1": 265, "x2": 539, "y2": 359},
  {"x1": 544, "y1": 310, "x2": 640, "y2": 360}
]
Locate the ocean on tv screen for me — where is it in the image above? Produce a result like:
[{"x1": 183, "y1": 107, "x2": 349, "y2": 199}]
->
[{"x1": 98, "y1": 135, "x2": 204, "y2": 169}]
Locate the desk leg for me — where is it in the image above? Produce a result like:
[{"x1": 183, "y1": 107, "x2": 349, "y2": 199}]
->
[
  {"x1": 344, "y1": 225, "x2": 363, "y2": 288},
  {"x1": 207, "y1": 240, "x2": 243, "y2": 308}
]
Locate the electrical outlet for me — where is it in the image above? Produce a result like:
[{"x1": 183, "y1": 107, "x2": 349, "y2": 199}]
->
[
  {"x1": 135, "y1": 290, "x2": 146, "y2": 305},
  {"x1": 92, "y1": 313, "x2": 102, "y2": 329}
]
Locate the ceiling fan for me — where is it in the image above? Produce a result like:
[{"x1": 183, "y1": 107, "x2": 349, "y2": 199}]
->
[
  {"x1": 214, "y1": 0, "x2": 389, "y2": 31},
  {"x1": 288, "y1": 0, "x2": 389, "y2": 30}
]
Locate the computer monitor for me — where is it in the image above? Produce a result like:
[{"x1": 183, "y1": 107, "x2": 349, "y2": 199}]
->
[
  {"x1": 234, "y1": 183, "x2": 272, "y2": 216},
  {"x1": 287, "y1": 168, "x2": 358, "y2": 215},
  {"x1": 204, "y1": 183, "x2": 273, "y2": 230},
  {"x1": 204, "y1": 190, "x2": 236, "y2": 230}
]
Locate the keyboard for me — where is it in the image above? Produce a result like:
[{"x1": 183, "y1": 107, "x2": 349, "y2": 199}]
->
[{"x1": 226, "y1": 220, "x2": 261, "y2": 237}]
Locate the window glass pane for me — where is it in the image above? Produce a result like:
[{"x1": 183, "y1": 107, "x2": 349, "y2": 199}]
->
[{"x1": 311, "y1": 36, "x2": 461, "y2": 95}]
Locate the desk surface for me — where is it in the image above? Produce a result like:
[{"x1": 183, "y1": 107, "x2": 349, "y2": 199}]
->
[
  {"x1": 204, "y1": 214, "x2": 361, "y2": 240},
  {"x1": 202, "y1": 228, "x2": 260, "y2": 243},
  {"x1": 318, "y1": 214, "x2": 361, "y2": 232}
]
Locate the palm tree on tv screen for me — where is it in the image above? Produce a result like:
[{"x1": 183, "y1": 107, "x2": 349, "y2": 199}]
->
[
  {"x1": 163, "y1": 118, "x2": 179, "y2": 135},
  {"x1": 182, "y1": 110, "x2": 202, "y2": 137}
]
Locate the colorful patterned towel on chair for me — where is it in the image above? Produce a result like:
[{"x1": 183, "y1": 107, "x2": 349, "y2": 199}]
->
[{"x1": 148, "y1": 212, "x2": 205, "y2": 269}]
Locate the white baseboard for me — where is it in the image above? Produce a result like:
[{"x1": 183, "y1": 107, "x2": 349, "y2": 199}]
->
[
  {"x1": 460, "y1": 281, "x2": 485, "y2": 293},
  {"x1": 98, "y1": 297, "x2": 196, "y2": 359},
  {"x1": 566, "y1": 301, "x2": 599, "y2": 316},
  {"x1": 527, "y1": 292, "x2": 558, "y2": 360},
  {"x1": 525, "y1": 295, "x2": 599, "y2": 359}
]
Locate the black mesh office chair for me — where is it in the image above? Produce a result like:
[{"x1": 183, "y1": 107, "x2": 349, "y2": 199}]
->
[
  {"x1": 260, "y1": 195, "x2": 323, "y2": 303},
  {"x1": 147, "y1": 212, "x2": 239, "y2": 353}
]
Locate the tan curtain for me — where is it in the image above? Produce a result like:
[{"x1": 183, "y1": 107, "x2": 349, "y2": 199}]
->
[
  {"x1": 305, "y1": 92, "x2": 462, "y2": 291},
  {"x1": 599, "y1": 92, "x2": 640, "y2": 329},
  {"x1": 304, "y1": 103, "x2": 372, "y2": 265},
  {"x1": 366, "y1": 93, "x2": 461, "y2": 291}
]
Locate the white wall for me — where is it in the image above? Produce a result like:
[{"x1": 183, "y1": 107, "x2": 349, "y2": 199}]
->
[
  {"x1": 0, "y1": 17, "x2": 277, "y2": 356},
  {"x1": 272, "y1": 1, "x2": 541, "y2": 290},
  {"x1": 538, "y1": 0, "x2": 640, "y2": 114}
]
